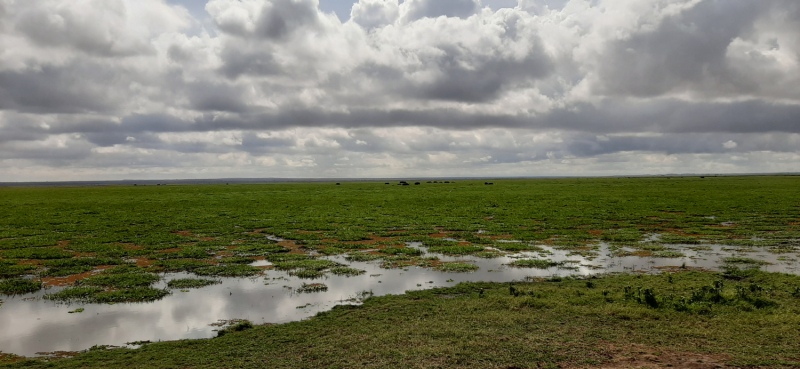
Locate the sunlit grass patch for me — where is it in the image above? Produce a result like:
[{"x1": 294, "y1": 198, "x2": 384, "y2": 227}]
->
[
  {"x1": 377, "y1": 247, "x2": 423, "y2": 256},
  {"x1": 435, "y1": 263, "x2": 479, "y2": 273},
  {"x1": 92, "y1": 287, "x2": 170, "y2": 303},
  {"x1": 474, "y1": 251, "x2": 505, "y2": 258},
  {"x1": 427, "y1": 245, "x2": 484, "y2": 255},
  {"x1": 381, "y1": 256, "x2": 438, "y2": 269},
  {"x1": 345, "y1": 253, "x2": 382, "y2": 262},
  {"x1": 651, "y1": 251, "x2": 685, "y2": 258},
  {"x1": 217, "y1": 256, "x2": 256, "y2": 265},
  {"x1": 154, "y1": 248, "x2": 211, "y2": 260},
  {"x1": 231, "y1": 243, "x2": 287, "y2": 256},
  {"x1": 723, "y1": 257, "x2": 769, "y2": 265},
  {"x1": 166, "y1": 278, "x2": 220, "y2": 289},
  {"x1": 2, "y1": 247, "x2": 73, "y2": 260},
  {"x1": 266, "y1": 254, "x2": 313, "y2": 263},
  {"x1": 297, "y1": 283, "x2": 328, "y2": 293},
  {"x1": 491, "y1": 243, "x2": 544, "y2": 252},
  {"x1": 216, "y1": 320, "x2": 253, "y2": 337},
  {"x1": 153, "y1": 259, "x2": 211, "y2": 272},
  {"x1": 330, "y1": 267, "x2": 366, "y2": 277},
  {"x1": 194, "y1": 265, "x2": 261, "y2": 277},
  {"x1": 44, "y1": 287, "x2": 104, "y2": 301},
  {"x1": 509, "y1": 259, "x2": 560, "y2": 269},
  {"x1": 0, "y1": 264, "x2": 36, "y2": 278},
  {"x1": 273, "y1": 259, "x2": 339, "y2": 271},
  {"x1": 82, "y1": 273, "x2": 160, "y2": 288},
  {"x1": 0, "y1": 278, "x2": 43, "y2": 295}
]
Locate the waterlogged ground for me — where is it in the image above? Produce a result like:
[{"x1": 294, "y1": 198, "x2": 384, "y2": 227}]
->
[
  {"x1": 1, "y1": 238, "x2": 798, "y2": 357},
  {"x1": 1, "y1": 177, "x2": 800, "y2": 358}
]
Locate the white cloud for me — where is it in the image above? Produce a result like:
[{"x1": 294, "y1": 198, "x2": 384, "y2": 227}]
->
[{"x1": 1, "y1": 0, "x2": 799, "y2": 181}]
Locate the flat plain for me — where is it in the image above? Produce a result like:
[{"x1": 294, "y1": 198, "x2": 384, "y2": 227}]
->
[{"x1": 1, "y1": 176, "x2": 800, "y2": 367}]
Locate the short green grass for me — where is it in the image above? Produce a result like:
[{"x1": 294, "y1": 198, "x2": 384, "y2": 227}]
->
[
  {"x1": 434, "y1": 262, "x2": 479, "y2": 272},
  {"x1": 166, "y1": 279, "x2": 220, "y2": 289},
  {"x1": 0, "y1": 279, "x2": 42, "y2": 295},
  {"x1": 330, "y1": 267, "x2": 366, "y2": 277},
  {"x1": 509, "y1": 259, "x2": 560, "y2": 269}
]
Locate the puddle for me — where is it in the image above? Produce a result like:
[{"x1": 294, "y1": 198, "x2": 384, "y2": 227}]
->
[{"x1": 0, "y1": 242, "x2": 798, "y2": 356}]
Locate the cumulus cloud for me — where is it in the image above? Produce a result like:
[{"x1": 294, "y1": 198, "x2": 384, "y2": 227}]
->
[{"x1": 1, "y1": 0, "x2": 799, "y2": 181}]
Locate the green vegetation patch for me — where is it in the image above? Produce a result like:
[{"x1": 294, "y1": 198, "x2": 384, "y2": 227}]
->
[
  {"x1": 297, "y1": 283, "x2": 328, "y2": 293},
  {"x1": 231, "y1": 244, "x2": 287, "y2": 256},
  {"x1": 330, "y1": 267, "x2": 366, "y2": 277},
  {"x1": 273, "y1": 259, "x2": 340, "y2": 271},
  {"x1": 723, "y1": 257, "x2": 769, "y2": 265},
  {"x1": 491, "y1": 243, "x2": 544, "y2": 252},
  {"x1": 216, "y1": 320, "x2": 254, "y2": 337},
  {"x1": 266, "y1": 254, "x2": 312, "y2": 263},
  {"x1": 45, "y1": 286, "x2": 104, "y2": 301},
  {"x1": 0, "y1": 278, "x2": 43, "y2": 295},
  {"x1": 217, "y1": 257, "x2": 256, "y2": 265},
  {"x1": 345, "y1": 253, "x2": 382, "y2": 262},
  {"x1": 0, "y1": 264, "x2": 36, "y2": 278},
  {"x1": 167, "y1": 279, "x2": 220, "y2": 289},
  {"x1": 427, "y1": 245, "x2": 484, "y2": 255},
  {"x1": 377, "y1": 247, "x2": 423, "y2": 256},
  {"x1": 155, "y1": 248, "x2": 211, "y2": 260},
  {"x1": 434, "y1": 263, "x2": 479, "y2": 273},
  {"x1": 81, "y1": 273, "x2": 160, "y2": 288},
  {"x1": 194, "y1": 265, "x2": 261, "y2": 277},
  {"x1": 509, "y1": 259, "x2": 560, "y2": 269},
  {"x1": 2, "y1": 247, "x2": 73, "y2": 260}
]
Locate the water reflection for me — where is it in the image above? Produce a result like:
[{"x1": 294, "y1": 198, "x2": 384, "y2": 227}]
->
[{"x1": 0, "y1": 242, "x2": 797, "y2": 356}]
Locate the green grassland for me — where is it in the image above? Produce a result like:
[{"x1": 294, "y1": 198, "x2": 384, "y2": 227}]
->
[
  {"x1": 3, "y1": 270, "x2": 800, "y2": 368},
  {"x1": 0, "y1": 176, "x2": 799, "y2": 299},
  {"x1": 1, "y1": 176, "x2": 800, "y2": 366}
]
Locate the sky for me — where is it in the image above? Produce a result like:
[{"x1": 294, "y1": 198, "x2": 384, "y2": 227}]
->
[{"x1": 1, "y1": 0, "x2": 799, "y2": 181}]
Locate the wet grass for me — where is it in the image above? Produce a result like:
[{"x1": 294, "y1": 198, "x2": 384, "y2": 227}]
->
[
  {"x1": 216, "y1": 321, "x2": 253, "y2": 337},
  {"x1": 723, "y1": 257, "x2": 770, "y2": 265},
  {"x1": 434, "y1": 263, "x2": 479, "y2": 272},
  {"x1": 509, "y1": 259, "x2": 560, "y2": 269},
  {"x1": 10, "y1": 270, "x2": 800, "y2": 368},
  {"x1": 0, "y1": 279, "x2": 42, "y2": 295},
  {"x1": 193, "y1": 265, "x2": 261, "y2": 277},
  {"x1": 81, "y1": 273, "x2": 160, "y2": 289},
  {"x1": 427, "y1": 245, "x2": 485, "y2": 255},
  {"x1": 166, "y1": 279, "x2": 220, "y2": 289},
  {"x1": 1, "y1": 248, "x2": 73, "y2": 260},
  {"x1": 153, "y1": 260, "x2": 211, "y2": 272},
  {"x1": 297, "y1": 283, "x2": 328, "y2": 293},
  {"x1": 377, "y1": 247, "x2": 424, "y2": 256},
  {"x1": 44, "y1": 287, "x2": 104, "y2": 301},
  {"x1": 344, "y1": 253, "x2": 382, "y2": 262},
  {"x1": 44, "y1": 286, "x2": 169, "y2": 303},
  {"x1": 1, "y1": 175, "x2": 800, "y2": 304},
  {"x1": 0, "y1": 264, "x2": 36, "y2": 278},
  {"x1": 330, "y1": 267, "x2": 366, "y2": 277},
  {"x1": 272, "y1": 259, "x2": 340, "y2": 271}
]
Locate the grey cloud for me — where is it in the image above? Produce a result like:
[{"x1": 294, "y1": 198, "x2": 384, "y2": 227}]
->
[
  {"x1": 403, "y1": 0, "x2": 480, "y2": 21},
  {"x1": 418, "y1": 42, "x2": 553, "y2": 102},
  {"x1": 185, "y1": 81, "x2": 251, "y2": 113},
  {"x1": 0, "y1": 63, "x2": 124, "y2": 114},
  {"x1": 218, "y1": 46, "x2": 282, "y2": 79},
  {"x1": 595, "y1": 0, "x2": 764, "y2": 98},
  {"x1": 215, "y1": 0, "x2": 320, "y2": 40},
  {"x1": 14, "y1": 4, "x2": 153, "y2": 57}
]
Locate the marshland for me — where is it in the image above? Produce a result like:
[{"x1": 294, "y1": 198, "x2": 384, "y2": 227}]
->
[{"x1": 1, "y1": 176, "x2": 799, "y2": 367}]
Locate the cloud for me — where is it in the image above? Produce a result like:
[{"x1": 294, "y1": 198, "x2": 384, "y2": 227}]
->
[{"x1": 1, "y1": 0, "x2": 799, "y2": 181}]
